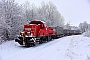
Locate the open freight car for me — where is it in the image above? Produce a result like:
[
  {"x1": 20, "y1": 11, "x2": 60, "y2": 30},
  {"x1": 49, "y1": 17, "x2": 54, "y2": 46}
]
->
[{"x1": 51, "y1": 26, "x2": 63, "y2": 38}]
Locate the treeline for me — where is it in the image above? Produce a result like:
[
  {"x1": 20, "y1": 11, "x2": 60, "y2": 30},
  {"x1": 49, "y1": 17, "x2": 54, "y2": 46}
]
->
[
  {"x1": 0, "y1": 0, "x2": 65, "y2": 43},
  {"x1": 79, "y1": 21, "x2": 90, "y2": 33},
  {"x1": 79, "y1": 21, "x2": 90, "y2": 37}
]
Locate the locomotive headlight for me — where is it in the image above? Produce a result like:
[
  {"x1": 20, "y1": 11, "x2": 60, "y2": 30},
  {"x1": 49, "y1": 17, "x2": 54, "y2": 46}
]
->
[
  {"x1": 20, "y1": 32, "x2": 25, "y2": 36},
  {"x1": 19, "y1": 35, "x2": 21, "y2": 37},
  {"x1": 27, "y1": 32, "x2": 30, "y2": 34},
  {"x1": 27, "y1": 32, "x2": 30, "y2": 36},
  {"x1": 21, "y1": 34, "x2": 23, "y2": 36},
  {"x1": 21, "y1": 32, "x2": 24, "y2": 34},
  {"x1": 25, "y1": 35, "x2": 28, "y2": 37}
]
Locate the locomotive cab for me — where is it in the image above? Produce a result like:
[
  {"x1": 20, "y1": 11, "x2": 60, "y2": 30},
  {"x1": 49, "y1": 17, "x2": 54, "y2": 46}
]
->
[{"x1": 29, "y1": 20, "x2": 46, "y2": 29}]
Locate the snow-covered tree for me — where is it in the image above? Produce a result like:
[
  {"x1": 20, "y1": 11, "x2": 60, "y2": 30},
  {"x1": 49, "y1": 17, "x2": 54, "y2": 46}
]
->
[
  {"x1": 65, "y1": 23, "x2": 71, "y2": 29},
  {"x1": 22, "y1": 1, "x2": 65, "y2": 27},
  {"x1": 78, "y1": 21, "x2": 90, "y2": 37},
  {"x1": 0, "y1": 0, "x2": 25, "y2": 39},
  {"x1": 0, "y1": 17, "x2": 10, "y2": 40},
  {"x1": 88, "y1": 24, "x2": 90, "y2": 30},
  {"x1": 83, "y1": 23, "x2": 90, "y2": 37},
  {"x1": 39, "y1": 1, "x2": 65, "y2": 27},
  {"x1": 22, "y1": 0, "x2": 39, "y2": 22},
  {"x1": 79, "y1": 21, "x2": 88, "y2": 33},
  {"x1": 22, "y1": 0, "x2": 31, "y2": 22}
]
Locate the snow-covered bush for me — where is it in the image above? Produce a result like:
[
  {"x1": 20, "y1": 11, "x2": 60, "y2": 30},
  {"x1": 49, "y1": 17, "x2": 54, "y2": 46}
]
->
[
  {"x1": 0, "y1": 37, "x2": 2, "y2": 44},
  {"x1": 79, "y1": 21, "x2": 89, "y2": 33},
  {"x1": 83, "y1": 30, "x2": 90, "y2": 37},
  {"x1": 0, "y1": 37, "x2": 4, "y2": 44}
]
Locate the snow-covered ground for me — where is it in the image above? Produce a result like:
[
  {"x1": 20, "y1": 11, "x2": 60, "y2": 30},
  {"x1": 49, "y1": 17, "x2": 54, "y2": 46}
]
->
[{"x1": 0, "y1": 35, "x2": 90, "y2": 60}]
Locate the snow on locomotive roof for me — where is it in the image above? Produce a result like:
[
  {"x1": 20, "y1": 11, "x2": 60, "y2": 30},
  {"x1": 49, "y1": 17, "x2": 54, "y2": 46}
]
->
[
  {"x1": 30, "y1": 20, "x2": 46, "y2": 24},
  {"x1": 34, "y1": 20, "x2": 45, "y2": 23}
]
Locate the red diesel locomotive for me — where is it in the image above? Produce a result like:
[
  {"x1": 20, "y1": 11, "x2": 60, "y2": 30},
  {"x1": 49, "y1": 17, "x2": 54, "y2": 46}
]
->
[
  {"x1": 15, "y1": 20, "x2": 56, "y2": 46},
  {"x1": 15, "y1": 20, "x2": 81, "y2": 46}
]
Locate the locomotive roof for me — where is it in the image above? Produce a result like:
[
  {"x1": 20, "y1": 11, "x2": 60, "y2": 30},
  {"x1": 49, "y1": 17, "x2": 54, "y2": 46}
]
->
[{"x1": 29, "y1": 20, "x2": 45, "y2": 24}]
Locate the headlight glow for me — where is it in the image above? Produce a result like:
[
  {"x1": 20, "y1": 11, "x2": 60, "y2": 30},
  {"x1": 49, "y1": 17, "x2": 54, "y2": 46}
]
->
[{"x1": 21, "y1": 32, "x2": 24, "y2": 34}]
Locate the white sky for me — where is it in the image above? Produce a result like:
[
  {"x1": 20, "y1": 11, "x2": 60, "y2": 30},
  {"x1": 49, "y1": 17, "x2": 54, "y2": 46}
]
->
[{"x1": 15, "y1": 0, "x2": 90, "y2": 26}]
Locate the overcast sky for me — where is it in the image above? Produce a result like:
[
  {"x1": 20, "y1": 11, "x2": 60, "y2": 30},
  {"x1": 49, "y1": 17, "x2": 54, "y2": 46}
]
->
[{"x1": 15, "y1": 0, "x2": 90, "y2": 26}]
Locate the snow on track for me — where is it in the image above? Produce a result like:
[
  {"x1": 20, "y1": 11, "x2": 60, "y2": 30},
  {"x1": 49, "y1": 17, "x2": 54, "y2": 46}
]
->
[
  {"x1": 0, "y1": 38, "x2": 60, "y2": 60},
  {"x1": 0, "y1": 35, "x2": 90, "y2": 60}
]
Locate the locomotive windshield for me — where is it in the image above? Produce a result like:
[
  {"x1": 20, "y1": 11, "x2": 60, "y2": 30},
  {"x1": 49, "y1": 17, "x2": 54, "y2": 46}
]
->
[
  {"x1": 25, "y1": 28, "x2": 31, "y2": 31},
  {"x1": 29, "y1": 20, "x2": 44, "y2": 25},
  {"x1": 29, "y1": 20, "x2": 46, "y2": 29}
]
